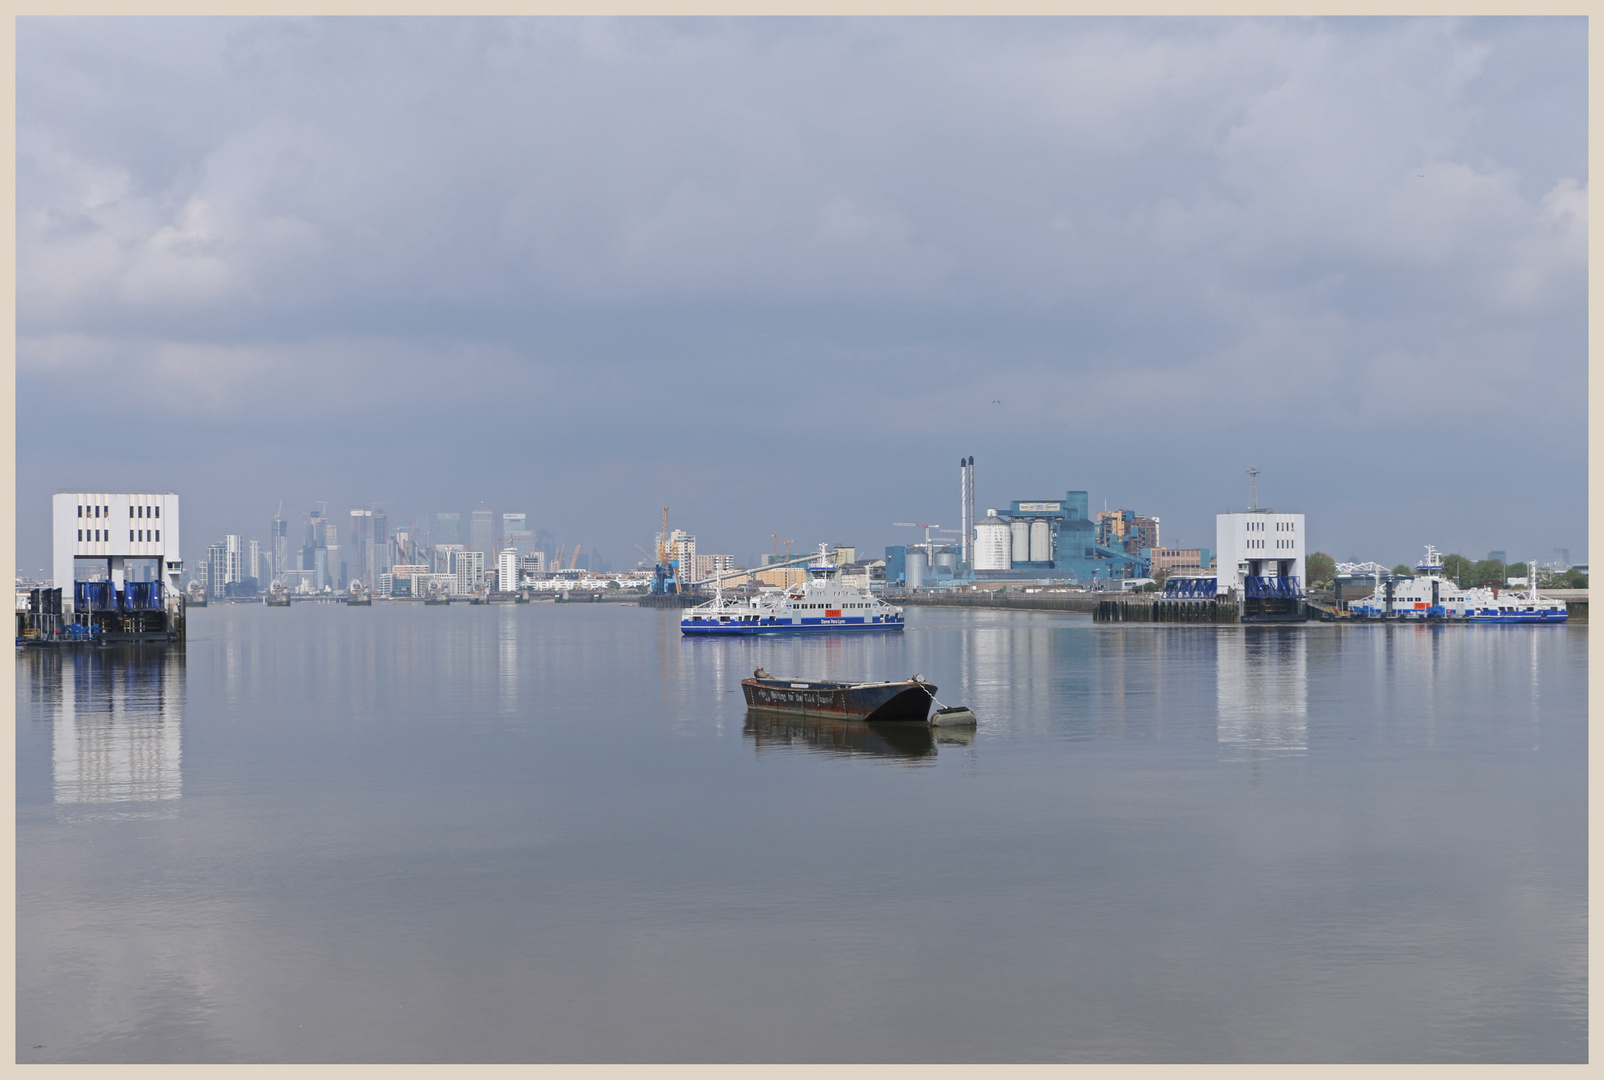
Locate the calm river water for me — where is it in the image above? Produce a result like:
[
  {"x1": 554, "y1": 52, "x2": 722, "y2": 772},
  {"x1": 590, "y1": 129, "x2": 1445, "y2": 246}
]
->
[{"x1": 16, "y1": 603, "x2": 1587, "y2": 1063}]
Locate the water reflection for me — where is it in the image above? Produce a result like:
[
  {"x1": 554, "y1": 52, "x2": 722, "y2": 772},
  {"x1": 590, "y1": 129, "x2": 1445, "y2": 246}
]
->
[
  {"x1": 1216, "y1": 628, "x2": 1307, "y2": 759},
  {"x1": 40, "y1": 646, "x2": 184, "y2": 803},
  {"x1": 744, "y1": 711, "x2": 939, "y2": 762}
]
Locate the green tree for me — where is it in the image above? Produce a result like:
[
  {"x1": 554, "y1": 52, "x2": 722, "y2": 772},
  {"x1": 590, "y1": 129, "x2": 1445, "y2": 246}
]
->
[
  {"x1": 1469, "y1": 558, "x2": 1506, "y2": 586},
  {"x1": 1305, "y1": 552, "x2": 1336, "y2": 587},
  {"x1": 1506, "y1": 562, "x2": 1528, "y2": 579},
  {"x1": 1440, "y1": 553, "x2": 1473, "y2": 585},
  {"x1": 1391, "y1": 564, "x2": 1412, "y2": 577}
]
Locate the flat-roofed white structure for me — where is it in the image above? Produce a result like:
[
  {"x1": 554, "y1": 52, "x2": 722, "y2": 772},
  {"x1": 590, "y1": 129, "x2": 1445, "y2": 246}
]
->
[
  {"x1": 1216, "y1": 510, "x2": 1305, "y2": 594},
  {"x1": 53, "y1": 492, "x2": 182, "y2": 610}
]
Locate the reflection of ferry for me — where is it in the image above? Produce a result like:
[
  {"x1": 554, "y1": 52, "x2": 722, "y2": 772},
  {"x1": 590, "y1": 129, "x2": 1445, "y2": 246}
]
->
[
  {"x1": 681, "y1": 546, "x2": 903, "y2": 636},
  {"x1": 1349, "y1": 546, "x2": 1568, "y2": 623}
]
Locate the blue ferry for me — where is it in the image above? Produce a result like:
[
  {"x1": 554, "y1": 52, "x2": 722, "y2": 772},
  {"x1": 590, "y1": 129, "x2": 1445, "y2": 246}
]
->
[{"x1": 681, "y1": 547, "x2": 904, "y2": 636}]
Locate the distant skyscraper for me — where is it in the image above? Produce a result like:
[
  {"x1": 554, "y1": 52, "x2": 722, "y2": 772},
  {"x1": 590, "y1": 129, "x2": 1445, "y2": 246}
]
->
[
  {"x1": 432, "y1": 512, "x2": 461, "y2": 547},
  {"x1": 498, "y1": 548, "x2": 519, "y2": 592},
  {"x1": 1487, "y1": 550, "x2": 1507, "y2": 564},
  {"x1": 305, "y1": 505, "x2": 328, "y2": 583},
  {"x1": 372, "y1": 510, "x2": 390, "y2": 581},
  {"x1": 350, "y1": 510, "x2": 373, "y2": 588},
  {"x1": 248, "y1": 539, "x2": 261, "y2": 585},
  {"x1": 223, "y1": 535, "x2": 245, "y2": 585},
  {"x1": 499, "y1": 512, "x2": 535, "y2": 558},
  {"x1": 323, "y1": 517, "x2": 342, "y2": 589},
  {"x1": 271, "y1": 508, "x2": 288, "y2": 578},
  {"x1": 469, "y1": 505, "x2": 494, "y2": 558},
  {"x1": 206, "y1": 541, "x2": 226, "y2": 596}
]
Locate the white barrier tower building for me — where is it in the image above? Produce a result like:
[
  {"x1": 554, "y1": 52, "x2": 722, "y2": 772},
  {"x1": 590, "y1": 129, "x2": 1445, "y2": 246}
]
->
[
  {"x1": 1214, "y1": 468, "x2": 1305, "y2": 622},
  {"x1": 53, "y1": 492, "x2": 183, "y2": 613}
]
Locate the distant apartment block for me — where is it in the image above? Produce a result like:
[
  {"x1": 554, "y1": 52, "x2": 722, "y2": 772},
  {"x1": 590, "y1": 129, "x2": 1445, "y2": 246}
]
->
[
  {"x1": 1150, "y1": 546, "x2": 1210, "y2": 576},
  {"x1": 695, "y1": 553, "x2": 735, "y2": 580},
  {"x1": 454, "y1": 551, "x2": 486, "y2": 594}
]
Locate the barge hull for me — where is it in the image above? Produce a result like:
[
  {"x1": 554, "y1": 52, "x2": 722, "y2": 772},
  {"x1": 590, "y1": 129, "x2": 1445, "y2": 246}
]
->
[{"x1": 740, "y1": 678, "x2": 936, "y2": 722}]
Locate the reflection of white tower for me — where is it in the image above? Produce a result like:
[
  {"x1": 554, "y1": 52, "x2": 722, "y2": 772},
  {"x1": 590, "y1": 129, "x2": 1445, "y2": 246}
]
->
[
  {"x1": 498, "y1": 608, "x2": 519, "y2": 715},
  {"x1": 1217, "y1": 630, "x2": 1307, "y2": 755},
  {"x1": 54, "y1": 652, "x2": 182, "y2": 803}
]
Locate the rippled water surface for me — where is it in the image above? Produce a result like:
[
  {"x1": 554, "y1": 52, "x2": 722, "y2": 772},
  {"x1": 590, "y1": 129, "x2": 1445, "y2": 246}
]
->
[{"x1": 16, "y1": 604, "x2": 1587, "y2": 1062}]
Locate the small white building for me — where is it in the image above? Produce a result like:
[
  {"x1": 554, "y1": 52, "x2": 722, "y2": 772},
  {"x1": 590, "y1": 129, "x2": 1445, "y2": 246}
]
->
[
  {"x1": 1216, "y1": 510, "x2": 1306, "y2": 594},
  {"x1": 53, "y1": 492, "x2": 182, "y2": 612}
]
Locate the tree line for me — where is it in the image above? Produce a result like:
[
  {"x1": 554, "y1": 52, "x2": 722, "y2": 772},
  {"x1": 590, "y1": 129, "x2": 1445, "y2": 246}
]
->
[{"x1": 1304, "y1": 551, "x2": 1584, "y2": 590}]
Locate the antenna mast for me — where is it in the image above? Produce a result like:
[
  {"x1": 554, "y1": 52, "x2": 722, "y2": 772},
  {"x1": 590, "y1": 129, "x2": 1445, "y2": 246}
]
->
[{"x1": 1246, "y1": 466, "x2": 1260, "y2": 511}]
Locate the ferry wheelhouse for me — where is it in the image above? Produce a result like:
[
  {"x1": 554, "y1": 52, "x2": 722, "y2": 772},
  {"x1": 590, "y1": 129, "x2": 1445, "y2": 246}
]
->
[
  {"x1": 1348, "y1": 546, "x2": 1567, "y2": 623},
  {"x1": 681, "y1": 546, "x2": 904, "y2": 636}
]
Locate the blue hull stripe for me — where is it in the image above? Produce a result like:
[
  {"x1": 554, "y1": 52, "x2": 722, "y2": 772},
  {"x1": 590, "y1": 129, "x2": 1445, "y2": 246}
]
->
[{"x1": 682, "y1": 622, "x2": 904, "y2": 637}]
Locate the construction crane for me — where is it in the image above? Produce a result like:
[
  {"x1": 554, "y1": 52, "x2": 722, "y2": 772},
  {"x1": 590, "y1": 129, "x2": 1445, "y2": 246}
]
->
[
  {"x1": 892, "y1": 522, "x2": 959, "y2": 559},
  {"x1": 569, "y1": 545, "x2": 581, "y2": 570},
  {"x1": 650, "y1": 505, "x2": 680, "y2": 595}
]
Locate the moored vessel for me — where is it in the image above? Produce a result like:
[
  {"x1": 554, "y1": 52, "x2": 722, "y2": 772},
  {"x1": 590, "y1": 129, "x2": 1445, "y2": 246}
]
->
[
  {"x1": 742, "y1": 668, "x2": 936, "y2": 722},
  {"x1": 1347, "y1": 546, "x2": 1568, "y2": 623},
  {"x1": 682, "y1": 545, "x2": 903, "y2": 636}
]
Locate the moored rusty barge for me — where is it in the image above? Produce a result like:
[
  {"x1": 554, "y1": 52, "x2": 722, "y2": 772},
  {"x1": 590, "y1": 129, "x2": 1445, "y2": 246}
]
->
[{"x1": 741, "y1": 668, "x2": 938, "y2": 723}]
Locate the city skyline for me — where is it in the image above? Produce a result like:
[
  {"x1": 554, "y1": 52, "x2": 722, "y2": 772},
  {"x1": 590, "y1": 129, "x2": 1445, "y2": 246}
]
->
[
  {"x1": 16, "y1": 18, "x2": 1587, "y2": 576},
  {"x1": 16, "y1": 474, "x2": 1589, "y2": 588}
]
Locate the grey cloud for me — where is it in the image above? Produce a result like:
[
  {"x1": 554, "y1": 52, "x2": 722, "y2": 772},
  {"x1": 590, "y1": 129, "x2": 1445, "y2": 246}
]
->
[{"x1": 16, "y1": 16, "x2": 1587, "y2": 570}]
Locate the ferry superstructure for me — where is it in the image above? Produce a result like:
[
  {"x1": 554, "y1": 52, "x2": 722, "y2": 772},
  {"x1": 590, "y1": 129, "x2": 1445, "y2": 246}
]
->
[
  {"x1": 681, "y1": 547, "x2": 904, "y2": 636},
  {"x1": 1348, "y1": 546, "x2": 1568, "y2": 623}
]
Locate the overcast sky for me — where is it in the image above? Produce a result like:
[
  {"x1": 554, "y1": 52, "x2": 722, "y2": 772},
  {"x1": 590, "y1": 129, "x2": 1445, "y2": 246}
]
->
[{"x1": 17, "y1": 16, "x2": 1588, "y2": 574}]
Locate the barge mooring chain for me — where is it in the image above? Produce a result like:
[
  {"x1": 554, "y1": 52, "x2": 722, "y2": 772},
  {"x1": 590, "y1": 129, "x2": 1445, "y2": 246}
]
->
[{"x1": 914, "y1": 675, "x2": 953, "y2": 713}]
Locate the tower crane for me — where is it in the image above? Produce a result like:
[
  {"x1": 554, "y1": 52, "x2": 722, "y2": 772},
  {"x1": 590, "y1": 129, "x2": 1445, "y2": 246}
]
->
[
  {"x1": 650, "y1": 506, "x2": 677, "y2": 595},
  {"x1": 892, "y1": 522, "x2": 960, "y2": 559}
]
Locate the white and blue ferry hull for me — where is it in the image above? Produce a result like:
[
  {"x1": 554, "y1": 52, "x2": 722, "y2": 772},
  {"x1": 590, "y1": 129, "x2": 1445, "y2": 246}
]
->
[
  {"x1": 681, "y1": 615, "x2": 905, "y2": 636},
  {"x1": 1464, "y1": 610, "x2": 1568, "y2": 624}
]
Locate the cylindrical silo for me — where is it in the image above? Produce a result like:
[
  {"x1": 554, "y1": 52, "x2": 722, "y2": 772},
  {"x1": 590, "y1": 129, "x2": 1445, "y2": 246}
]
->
[
  {"x1": 1029, "y1": 520, "x2": 1052, "y2": 563},
  {"x1": 934, "y1": 550, "x2": 957, "y2": 574},
  {"x1": 905, "y1": 550, "x2": 928, "y2": 588},
  {"x1": 1011, "y1": 520, "x2": 1030, "y2": 563},
  {"x1": 974, "y1": 510, "x2": 1011, "y2": 571}
]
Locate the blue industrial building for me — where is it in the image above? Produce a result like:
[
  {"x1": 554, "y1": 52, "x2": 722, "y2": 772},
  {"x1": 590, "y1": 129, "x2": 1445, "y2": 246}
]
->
[{"x1": 885, "y1": 489, "x2": 1152, "y2": 586}]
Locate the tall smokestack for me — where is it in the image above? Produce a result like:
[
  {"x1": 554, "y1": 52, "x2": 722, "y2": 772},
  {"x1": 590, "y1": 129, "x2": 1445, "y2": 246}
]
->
[
  {"x1": 955, "y1": 455, "x2": 968, "y2": 564},
  {"x1": 960, "y1": 455, "x2": 976, "y2": 566}
]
